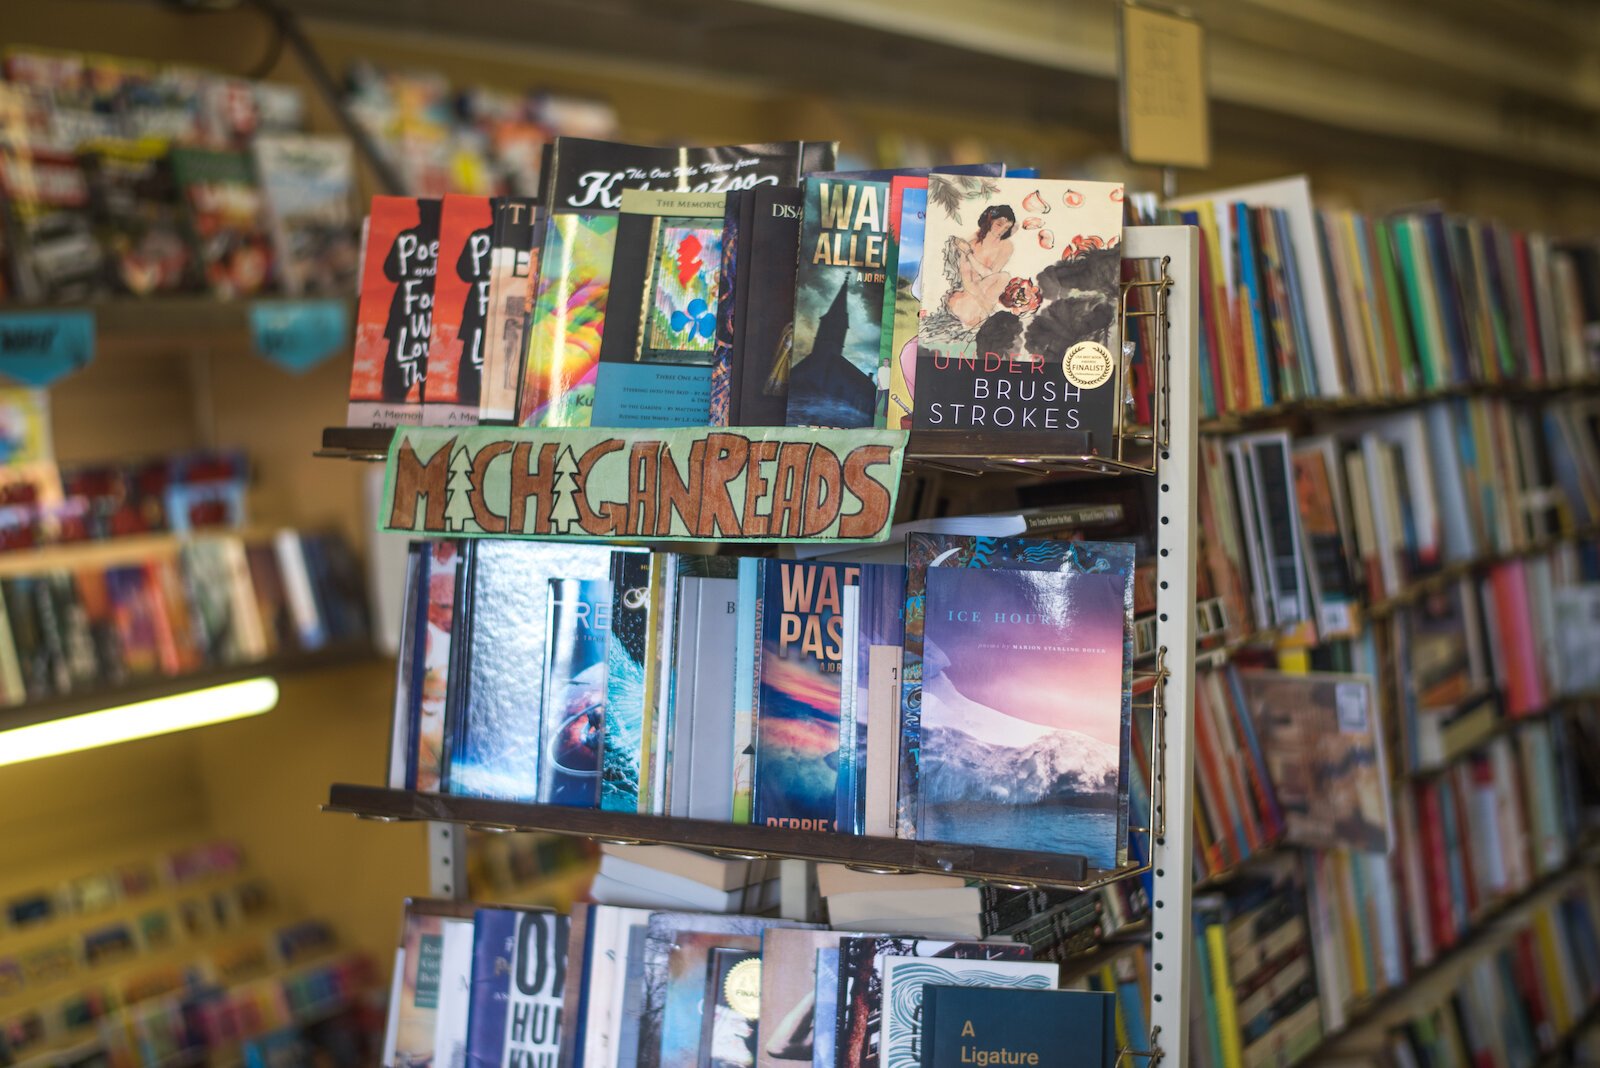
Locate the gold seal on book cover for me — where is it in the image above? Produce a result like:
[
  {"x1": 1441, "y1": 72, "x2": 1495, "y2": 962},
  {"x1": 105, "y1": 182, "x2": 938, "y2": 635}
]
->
[
  {"x1": 1063, "y1": 340, "x2": 1114, "y2": 390},
  {"x1": 723, "y1": 957, "x2": 763, "y2": 1019}
]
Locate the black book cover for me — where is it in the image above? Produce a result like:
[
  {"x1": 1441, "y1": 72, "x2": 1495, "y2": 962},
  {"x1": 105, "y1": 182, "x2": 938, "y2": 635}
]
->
[
  {"x1": 1, "y1": 150, "x2": 105, "y2": 302},
  {"x1": 5, "y1": 578, "x2": 50, "y2": 700},
  {"x1": 481, "y1": 196, "x2": 539, "y2": 424},
  {"x1": 737, "y1": 186, "x2": 804, "y2": 426},
  {"x1": 80, "y1": 140, "x2": 196, "y2": 296},
  {"x1": 708, "y1": 189, "x2": 746, "y2": 426},
  {"x1": 539, "y1": 137, "x2": 809, "y2": 212},
  {"x1": 728, "y1": 189, "x2": 758, "y2": 425}
]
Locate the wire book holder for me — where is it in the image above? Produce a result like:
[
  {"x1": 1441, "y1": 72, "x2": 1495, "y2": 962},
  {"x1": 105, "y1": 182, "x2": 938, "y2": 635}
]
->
[{"x1": 1115, "y1": 1025, "x2": 1165, "y2": 1067}]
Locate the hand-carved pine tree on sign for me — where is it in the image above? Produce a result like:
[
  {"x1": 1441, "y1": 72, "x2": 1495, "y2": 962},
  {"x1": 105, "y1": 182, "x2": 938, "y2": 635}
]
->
[
  {"x1": 550, "y1": 445, "x2": 582, "y2": 535},
  {"x1": 444, "y1": 445, "x2": 475, "y2": 533}
]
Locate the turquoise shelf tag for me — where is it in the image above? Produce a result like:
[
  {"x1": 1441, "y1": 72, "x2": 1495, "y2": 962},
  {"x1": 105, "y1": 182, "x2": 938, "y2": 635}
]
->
[
  {"x1": 249, "y1": 300, "x2": 350, "y2": 373},
  {"x1": 0, "y1": 310, "x2": 95, "y2": 386}
]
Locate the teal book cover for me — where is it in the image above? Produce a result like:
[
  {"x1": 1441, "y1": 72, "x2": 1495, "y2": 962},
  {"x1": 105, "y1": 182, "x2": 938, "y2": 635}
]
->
[
  {"x1": 919, "y1": 987, "x2": 1115, "y2": 1068},
  {"x1": 601, "y1": 551, "x2": 651, "y2": 813}
]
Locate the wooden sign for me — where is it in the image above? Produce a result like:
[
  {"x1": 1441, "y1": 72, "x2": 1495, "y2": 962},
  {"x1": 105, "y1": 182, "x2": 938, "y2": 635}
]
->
[
  {"x1": 1119, "y1": 2, "x2": 1211, "y2": 170},
  {"x1": 381, "y1": 425, "x2": 907, "y2": 542}
]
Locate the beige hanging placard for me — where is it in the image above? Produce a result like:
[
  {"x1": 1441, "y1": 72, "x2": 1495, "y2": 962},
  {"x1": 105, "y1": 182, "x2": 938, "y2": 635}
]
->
[{"x1": 1119, "y1": 2, "x2": 1211, "y2": 170}]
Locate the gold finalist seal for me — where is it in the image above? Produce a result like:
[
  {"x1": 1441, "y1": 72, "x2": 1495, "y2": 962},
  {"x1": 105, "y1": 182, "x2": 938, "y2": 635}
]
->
[
  {"x1": 1063, "y1": 341, "x2": 1114, "y2": 390},
  {"x1": 723, "y1": 958, "x2": 762, "y2": 1019}
]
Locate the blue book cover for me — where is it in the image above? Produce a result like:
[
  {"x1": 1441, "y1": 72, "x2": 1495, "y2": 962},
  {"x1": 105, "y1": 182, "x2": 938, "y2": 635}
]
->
[
  {"x1": 847, "y1": 563, "x2": 905, "y2": 834},
  {"x1": 463, "y1": 908, "x2": 519, "y2": 1068},
  {"x1": 601, "y1": 551, "x2": 651, "y2": 813},
  {"x1": 539, "y1": 577, "x2": 612, "y2": 807},
  {"x1": 813, "y1": 949, "x2": 840, "y2": 1068},
  {"x1": 448, "y1": 541, "x2": 613, "y2": 801},
  {"x1": 920, "y1": 987, "x2": 1115, "y2": 1068},
  {"x1": 753, "y1": 560, "x2": 862, "y2": 832},
  {"x1": 1235, "y1": 201, "x2": 1276, "y2": 408},
  {"x1": 902, "y1": 535, "x2": 1134, "y2": 869}
]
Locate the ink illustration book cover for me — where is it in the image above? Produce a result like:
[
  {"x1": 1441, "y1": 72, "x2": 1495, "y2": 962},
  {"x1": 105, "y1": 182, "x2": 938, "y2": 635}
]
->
[
  {"x1": 878, "y1": 956, "x2": 1056, "y2": 1068},
  {"x1": 913, "y1": 177, "x2": 1124, "y2": 449}
]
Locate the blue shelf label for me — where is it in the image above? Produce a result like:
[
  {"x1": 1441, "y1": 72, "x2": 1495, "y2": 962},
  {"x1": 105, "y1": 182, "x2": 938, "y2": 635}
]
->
[
  {"x1": 249, "y1": 300, "x2": 349, "y2": 373},
  {"x1": 0, "y1": 310, "x2": 95, "y2": 386}
]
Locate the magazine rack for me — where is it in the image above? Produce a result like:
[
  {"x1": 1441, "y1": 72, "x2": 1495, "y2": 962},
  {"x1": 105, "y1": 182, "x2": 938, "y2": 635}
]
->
[{"x1": 317, "y1": 224, "x2": 1201, "y2": 1066}]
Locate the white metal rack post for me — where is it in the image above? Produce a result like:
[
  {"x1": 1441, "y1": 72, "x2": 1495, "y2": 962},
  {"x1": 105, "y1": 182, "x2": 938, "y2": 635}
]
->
[{"x1": 1124, "y1": 224, "x2": 1198, "y2": 1066}]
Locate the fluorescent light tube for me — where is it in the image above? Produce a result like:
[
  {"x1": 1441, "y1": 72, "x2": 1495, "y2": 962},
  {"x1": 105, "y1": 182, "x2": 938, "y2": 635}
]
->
[{"x1": 0, "y1": 677, "x2": 280, "y2": 767}]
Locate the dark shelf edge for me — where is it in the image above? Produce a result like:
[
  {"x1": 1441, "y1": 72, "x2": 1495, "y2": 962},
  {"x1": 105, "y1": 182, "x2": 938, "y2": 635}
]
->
[
  {"x1": 322, "y1": 784, "x2": 1121, "y2": 889},
  {"x1": 0, "y1": 644, "x2": 379, "y2": 733}
]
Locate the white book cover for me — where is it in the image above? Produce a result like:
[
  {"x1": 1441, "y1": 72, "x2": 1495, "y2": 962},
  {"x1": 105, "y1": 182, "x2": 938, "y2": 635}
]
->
[
  {"x1": 274, "y1": 528, "x2": 324, "y2": 649},
  {"x1": 589, "y1": 870, "x2": 781, "y2": 914},
  {"x1": 431, "y1": 917, "x2": 475, "y2": 1068},
  {"x1": 685, "y1": 576, "x2": 740, "y2": 821},
  {"x1": 581, "y1": 906, "x2": 655, "y2": 1068},
  {"x1": 825, "y1": 887, "x2": 982, "y2": 925},
  {"x1": 500, "y1": 911, "x2": 568, "y2": 1068},
  {"x1": 863, "y1": 645, "x2": 904, "y2": 838},
  {"x1": 382, "y1": 946, "x2": 406, "y2": 1067},
  {"x1": 667, "y1": 574, "x2": 704, "y2": 818},
  {"x1": 878, "y1": 955, "x2": 1057, "y2": 1068}
]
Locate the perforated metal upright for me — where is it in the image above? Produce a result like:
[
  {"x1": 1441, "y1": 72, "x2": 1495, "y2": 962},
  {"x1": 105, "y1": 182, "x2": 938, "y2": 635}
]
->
[{"x1": 1123, "y1": 224, "x2": 1198, "y2": 1066}]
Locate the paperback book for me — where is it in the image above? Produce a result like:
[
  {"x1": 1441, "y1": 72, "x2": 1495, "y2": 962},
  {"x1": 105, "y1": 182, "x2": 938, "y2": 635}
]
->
[
  {"x1": 878, "y1": 955, "x2": 1056, "y2": 1068},
  {"x1": 601, "y1": 551, "x2": 652, "y2": 813},
  {"x1": 882, "y1": 176, "x2": 927, "y2": 430},
  {"x1": 80, "y1": 138, "x2": 194, "y2": 296},
  {"x1": 519, "y1": 211, "x2": 617, "y2": 427},
  {"x1": 424, "y1": 194, "x2": 496, "y2": 426},
  {"x1": 348, "y1": 196, "x2": 441, "y2": 427},
  {"x1": 501, "y1": 910, "x2": 570, "y2": 1067},
  {"x1": 921, "y1": 987, "x2": 1115, "y2": 1068},
  {"x1": 478, "y1": 197, "x2": 539, "y2": 424},
  {"x1": 912, "y1": 177, "x2": 1124, "y2": 449},
  {"x1": 539, "y1": 577, "x2": 611, "y2": 807},
  {"x1": 251, "y1": 132, "x2": 358, "y2": 296},
  {"x1": 170, "y1": 147, "x2": 273, "y2": 299},
  {"x1": 737, "y1": 186, "x2": 805, "y2": 427}
]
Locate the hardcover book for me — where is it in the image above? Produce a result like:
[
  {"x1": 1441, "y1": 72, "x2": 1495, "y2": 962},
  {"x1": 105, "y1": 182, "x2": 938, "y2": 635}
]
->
[
  {"x1": 753, "y1": 560, "x2": 862, "y2": 832},
  {"x1": 700, "y1": 947, "x2": 762, "y2": 1068},
  {"x1": 349, "y1": 196, "x2": 441, "y2": 428},
  {"x1": 901, "y1": 535, "x2": 1134, "y2": 871},
  {"x1": 786, "y1": 178, "x2": 890, "y2": 428},
  {"x1": 601, "y1": 551, "x2": 651, "y2": 813},
  {"x1": 1236, "y1": 670, "x2": 1393, "y2": 852},
  {"x1": 80, "y1": 138, "x2": 195, "y2": 296},
  {"x1": 425, "y1": 194, "x2": 496, "y2": 426},
  {"x1": 912, "y1": 177, "x2": 1124, "y2": 449},
  {"x1": 738, "y1": 186, "x2": 804, "y2": 427},
  {"x1": 169, "y1": 147, "x2": 273, "y2": 299},
  {"x1": 592, "y1": 190, "x2": 727, "y2": 427},
  {"x1": 878, "y1": 956, "x2": 1057, "y2": 1068},
  {"x1": 500, "y1": 910, "x2": 570, "y2": 1068},
  {"x1": 447, "y1": 541, "x2": 613, "y2": 801},
  {"x1": 479, "y1": 197, "x2": 539, "y2": 424},
  {"x1": 251, "y1": 132, "x2": 357, "y2": 296},
  {"x1": 539, "y1": 577, "x2": 611, "y2": 807},
  {"x1": 920, "y1": 987, "x2": 1115, "y2": 1068}
]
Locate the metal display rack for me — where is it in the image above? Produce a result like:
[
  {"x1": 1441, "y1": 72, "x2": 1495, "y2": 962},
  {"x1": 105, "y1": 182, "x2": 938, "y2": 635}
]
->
[{"x1": 318, "y1": 224, "x2": 1201, "y2": 1066}]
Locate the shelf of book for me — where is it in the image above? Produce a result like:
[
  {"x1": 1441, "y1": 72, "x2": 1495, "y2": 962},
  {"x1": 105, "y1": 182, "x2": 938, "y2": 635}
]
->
[
  {"x1": 1363, "y1": 524, "x2": 1600, "y2": 620},
  {"x1": 322, "y1": 783, "x2": 1148, "y2": 890},
  {"x1": 1535, "y1": 998, "x2": 1600, "y2": 1068},
  {"x1": 0, "y1": 643, "x2": 377, "y2": 734}
]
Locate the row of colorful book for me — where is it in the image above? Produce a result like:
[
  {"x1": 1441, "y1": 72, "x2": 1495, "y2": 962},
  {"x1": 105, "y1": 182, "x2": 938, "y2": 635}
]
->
[
  {"x1": 386, "y1": 529, "x2": 1139, "y2": 872},
  {"x1": 0, "y1": 528, "x2": 368, "y2": 706},
  {"x1": 345, "y1": 136, "x2": 1135, "y2": 452},
  {"x1": 1131, "y1": 177, "x2": 1600, "y2": 419},
  {"x1": 386, "y1": 897, "x2": 1130, "y2": 1068}
]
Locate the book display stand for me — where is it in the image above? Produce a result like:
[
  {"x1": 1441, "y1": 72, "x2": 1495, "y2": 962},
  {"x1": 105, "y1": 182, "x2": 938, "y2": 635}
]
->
[{"x1": 318, "y1": 224, "x2": 1203, "y2": 1065}]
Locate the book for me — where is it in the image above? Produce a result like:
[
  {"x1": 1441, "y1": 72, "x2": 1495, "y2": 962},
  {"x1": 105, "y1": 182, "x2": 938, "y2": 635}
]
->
[
  {"x1": 850, "y1": 564, "x2": 906, "y2": 834},
  {"x1": 785, "y1": 178, "x2": 890, "y2": 428},
  {"x1": 700, "y1": 947, "x2": 762, "y2": 1068},
  {"x1": 883, "y1": 177, "x2": 928, "y2": 430},
  {"x1": 757, "y1": 929, "x2": 850, "y2": 1068},
  {"x1": 753, "y1": 560, "x2": 862, "y2": 832},
  {"x1": 387, "y1": 901, "x2": 473, "y2": 1068},
  {"x1": 902, "y1": 535, "x2": 1134, "y2": 869},
  {"x1": 601, "y1": 550, "x2": 652, "y2": 813},
  {"x1": 425, "y1": 194, "x2": 496, "y2": 426},
  {"x1": 921, "y1": 987, "x2": 1115, "y2": 1068},
  {"x1": 464, "y1": 908, "x2": 519, "y2": 1068},
  {"x1": 708, "y1": 190, "x2": 748, "y2": 427},
  {"x1": 592, "y1": 190, "x2": 727, "y2": 427},
  {"x1": 519, "y1": 211, "x2": 619, "y2": 427},
  {"x1": 539, "y1": 577, "x2": 611, "y2": 807},
  {"x1": 2, "y1": 148, "x2": 105, "y2": 302},
  {"x1": 683, "y1": 575, "x2": 741, "y2": 822},
  {"x1": 433, "y1": 914, "x2": 477, "y2": 1068},
  {"x1": 349, "y1": 196, "x2": 441, "y2": 428},
  {"x1": 416, "y1": 541, "x2": 460, "y2": 793},
  {"x1": 250, "y1": 133, "x2": 358, "y2": 296},
  {"x1": 737, "y1": 186, "x2": 804, "y2": 427},
  {"x1": 878, "y1": 956, "x2": 1057, "y2": 1068},
  {"x1": 912, "y1": 177, "x2": 1124, "y2": 449},
  {"x1": 479, "y1": 198, "x2": 539, "y2": 423},
  {"x1": 815, "y1": 948, "x2": 841, "y2": 1068},
  {"x1": 80, "y1": 138, "x2": 195, "y2": 295},
  {"x1": 500, "y1": 910, "x2": 570, "y2": 1068},
  {"x1": 169, "y1": 147, "x2": 273, "y2": 298}
]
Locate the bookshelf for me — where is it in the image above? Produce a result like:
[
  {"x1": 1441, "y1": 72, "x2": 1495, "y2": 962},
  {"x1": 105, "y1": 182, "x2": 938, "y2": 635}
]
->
[{"x1": 316, "y1": 223, "x2": 1203, "y2": 1066}]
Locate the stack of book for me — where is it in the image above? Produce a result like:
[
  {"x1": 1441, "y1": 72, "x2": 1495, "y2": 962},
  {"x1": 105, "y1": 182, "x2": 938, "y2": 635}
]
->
[
  {"x1": 591, "y1": 845, "x2": 782, "y2": 915},
  {"x1": 0, "y1": 527, "x2": 368, "y2": 705},
  {"x1": 386, "y1": 530, "x2": 1140, "y2": 874}
]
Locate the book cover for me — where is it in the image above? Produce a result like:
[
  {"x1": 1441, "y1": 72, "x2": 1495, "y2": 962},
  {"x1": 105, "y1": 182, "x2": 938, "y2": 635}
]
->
[
  {"x1": 685, "y1": 576, "x2": 741, "y2": 822},
  {"x1": 592, "y1": 190, "x2": 727, "y2": 427},
  {"x1": 814, "y1": 948, "x2": 841, "y2": 1068},
  {"x1": 700, "y1": 948, "x2": 762, "y2": 1068},
  {"x1": 464, "y1": 908, "x2": 519, "y2": 1068},
  {"x1": 732, "y1": 557, "x2": 761, "y2": 823},
  {"x1": 900, "y1": 534, "x2": 1134, "y2": 864},
  {"x1": 912, "y1": 177, "x2": 1123, "y2": 448},
  {"x1": 433, "y1": 916, "x2": 477, "y2": 1068},
  {"x1": 660, "y1": 931, "x2": 761, "y2": 1067},
  {"x1": 1236, "y1": 671, "x2": 1393, "y2": 852},
  {"x1": 849, "y1": 563, "x2": 905, "y2": 834},
  {"x1": 757, "y1": 929, "x2": 851, "y2": 1068},
  {"x1": 753, "y1": 560, "x2": 862, "y2": 832},
  {"x1": 785, "y1": 178, "x2": 889, "y2": 428},
  {"x1": 250, "y1": 133, "x2": 358, "y2": 296},
  {"x1": 1, "y1": 148, "x2": 105, "y2": 302},
  {"x1": 447, "y1": 541, "x2": 613, "y2": 801},
  {"x1": 479, "y1": 198, "x2": 539, "y2": 424},
  {"x1": 349, "y1": 196, "x2": 441, "y2": 428},
  {"x1": 392, "y1": 909, "x2": 449, "y2": 1068},
  {"x1": 738, "y1": 186, "x2": 804, "y2": 427},
  {"x1": 708, "y1": 190, "x2": 748, "y2": 427},
  {"x1": 601, "y1": 550, "x2": 651, "y2": 813},
  {"x1": 879, "y1": 957, "x2": 1057, "y2": 1068},
  {"x1": 416, "y1": 541, "x2": 458, "y2": 793},
  {"x1": 425, "y1": 194, "x2": 496, "y2": 426},
  {"x1": 539, "y1": 577, "x2": 612, "y2": 807},
  {"x1": 835, "y1": 937, "x2": 1031, "y2": 1068},
  {"x1": 169, "y1": 147, "x2": 273, "y2": 299},
  {"x1": 539, "y1": 137, "x2": 810, "y2": 213},
  {"x1": 518, "y1": 212, "x2": 618, "y2": 427},
  {"x1": 80, "y1": 138, "x2": 195, "y2": 295},
  {"x1": 500, "y1": 910, "x2": 570, "y2": 1068},
  {"x1": 883, "y1": 177, "x2": 927, "y2": 430}
]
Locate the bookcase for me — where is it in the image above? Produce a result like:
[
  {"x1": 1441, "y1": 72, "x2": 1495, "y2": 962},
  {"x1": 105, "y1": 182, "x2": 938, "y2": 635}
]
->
[{"x1": 316, "y1": 223, "x2": 1204, "y2": 1066}]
